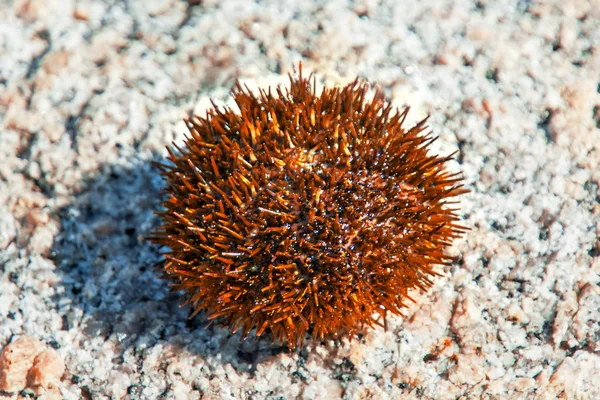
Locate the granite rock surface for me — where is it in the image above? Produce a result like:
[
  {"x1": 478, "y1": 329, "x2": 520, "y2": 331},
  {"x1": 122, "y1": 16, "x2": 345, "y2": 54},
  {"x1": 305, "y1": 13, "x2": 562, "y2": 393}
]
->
[{"x1": 1, "y1": 0, "x2": 599, "y2": 399}]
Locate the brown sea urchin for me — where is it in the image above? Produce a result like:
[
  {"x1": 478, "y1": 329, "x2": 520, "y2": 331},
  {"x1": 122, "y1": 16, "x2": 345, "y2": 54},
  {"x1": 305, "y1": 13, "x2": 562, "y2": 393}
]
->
[{"x1": 150, "y1": 67, "x2": 468, "y2": 348}]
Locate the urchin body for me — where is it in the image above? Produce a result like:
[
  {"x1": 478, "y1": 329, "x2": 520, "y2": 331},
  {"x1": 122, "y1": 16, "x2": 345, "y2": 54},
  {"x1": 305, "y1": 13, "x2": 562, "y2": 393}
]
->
[{"x1": 150, "y1": 70, "x2": 467, "y2": 348}]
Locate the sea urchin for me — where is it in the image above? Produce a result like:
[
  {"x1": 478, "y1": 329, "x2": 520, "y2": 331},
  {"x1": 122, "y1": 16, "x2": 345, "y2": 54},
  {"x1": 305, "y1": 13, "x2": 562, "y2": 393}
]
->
[{"x1": 150, "y1": 67, "x2": 468, "y2": 348}]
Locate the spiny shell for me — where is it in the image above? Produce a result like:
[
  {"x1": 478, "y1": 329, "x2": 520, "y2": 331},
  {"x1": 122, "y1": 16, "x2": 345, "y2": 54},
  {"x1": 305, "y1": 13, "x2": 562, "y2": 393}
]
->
[{"x1": 150, "y1": 68, "x2": 468, "y2": 348}]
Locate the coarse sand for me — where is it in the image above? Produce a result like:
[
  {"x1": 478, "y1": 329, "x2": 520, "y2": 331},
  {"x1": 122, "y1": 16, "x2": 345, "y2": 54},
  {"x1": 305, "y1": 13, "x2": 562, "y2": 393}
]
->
[{"x1": 1, "y1": 0, "x2": 599, "y2": 399}]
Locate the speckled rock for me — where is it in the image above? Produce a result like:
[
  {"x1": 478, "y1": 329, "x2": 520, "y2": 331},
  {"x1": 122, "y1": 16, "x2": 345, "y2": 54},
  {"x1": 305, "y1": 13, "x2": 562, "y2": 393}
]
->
[{"x1": 1, "y1": 0, "x2": 599, "y2": 398}]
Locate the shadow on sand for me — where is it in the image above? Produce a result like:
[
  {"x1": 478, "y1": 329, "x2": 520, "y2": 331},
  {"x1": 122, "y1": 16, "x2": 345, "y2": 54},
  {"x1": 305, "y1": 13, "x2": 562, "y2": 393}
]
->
[{"x1": 50, "y1": 157, "x2": 292, "y2": 386}]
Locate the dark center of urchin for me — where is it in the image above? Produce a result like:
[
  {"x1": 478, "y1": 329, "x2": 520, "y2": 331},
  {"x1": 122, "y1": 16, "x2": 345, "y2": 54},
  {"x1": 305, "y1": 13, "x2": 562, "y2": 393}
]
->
[{"x1": 150, "y1": 69, "x2": 468, "y2": 348}]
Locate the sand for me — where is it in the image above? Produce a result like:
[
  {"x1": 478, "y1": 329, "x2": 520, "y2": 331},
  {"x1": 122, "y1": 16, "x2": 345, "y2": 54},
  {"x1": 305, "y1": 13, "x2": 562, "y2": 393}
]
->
[{"x1": 1, "y1": 0, "x2": 599, "y2": 398}]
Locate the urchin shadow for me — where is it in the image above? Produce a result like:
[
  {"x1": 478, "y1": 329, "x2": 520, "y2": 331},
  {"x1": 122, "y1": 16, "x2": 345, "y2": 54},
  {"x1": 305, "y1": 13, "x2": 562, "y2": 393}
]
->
[{"x1": 50, "y1": 157, "x2": 289, "y2": 376}]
